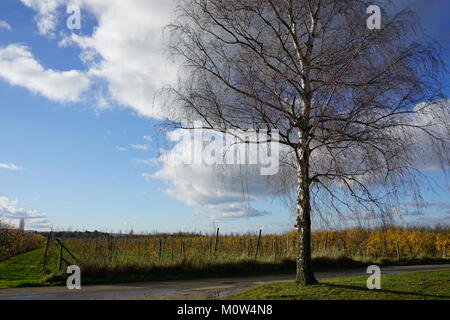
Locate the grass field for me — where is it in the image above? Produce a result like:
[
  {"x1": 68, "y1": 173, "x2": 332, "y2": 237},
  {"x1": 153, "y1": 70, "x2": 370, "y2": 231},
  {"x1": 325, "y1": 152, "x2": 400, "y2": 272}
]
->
[
  {"x1": 0, "y1": 247, "x2": 58, "y2": 289},
  {"x1": 230, "y1": 269, "x2": 450, "y2": 300}
]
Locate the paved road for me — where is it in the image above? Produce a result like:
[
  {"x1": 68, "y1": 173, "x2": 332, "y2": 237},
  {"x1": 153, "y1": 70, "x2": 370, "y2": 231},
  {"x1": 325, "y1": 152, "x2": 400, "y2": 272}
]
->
[{"x1": 0, "y1": 264, "x2": 448, "y2": 300}]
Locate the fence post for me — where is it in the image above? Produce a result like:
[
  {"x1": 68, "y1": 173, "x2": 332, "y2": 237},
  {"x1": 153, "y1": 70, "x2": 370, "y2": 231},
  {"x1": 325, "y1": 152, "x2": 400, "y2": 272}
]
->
[
  {"x1": 57, "y1": 243, "x2": 63, "y2": 272},
  {"x1": 286, "y1": 236, "x2": 289, "y2": 257},
  {"x1": 181, "y1": 240, "x2": 185, "y2": 261},
  {"x1": 396, "y1": 241, "x2": 400, "y2": 260},
  {"x1": 255, "y1": 229, "x2": 262, "y2": 260},
  {"x1": 272, "y1": 240, "x2": 277, "y2": 261},
  {"x1": 138, "y1": 239, "x2": 141, "y2": 261},
  {"x1": 209, "y1": 238, "x2": 212, "y2": 258},
  {"x1": 54, "y1": 238, "x2": 79, "y2": 263},
  {"x1": 159, "y1": 239, "x2": 163, "y2": 264},
  {"x1": 42, "y1": 230, "x2": 52, "y2": 270},
  {"x1": 107, "y1": 234, "x2": 111, "y2": 264},
  {"x1": 214, "y1": 228, "x2": 219, "y2": 258},
  {"x1": 171, "y1": 239, "x2": 174, "y2": 262}
]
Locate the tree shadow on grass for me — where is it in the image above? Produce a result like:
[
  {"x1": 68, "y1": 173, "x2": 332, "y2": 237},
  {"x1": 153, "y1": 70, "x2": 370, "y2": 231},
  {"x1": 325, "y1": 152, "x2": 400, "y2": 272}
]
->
[{"x1": 322, "y1": 283, "x2": 450, "y2": 300}]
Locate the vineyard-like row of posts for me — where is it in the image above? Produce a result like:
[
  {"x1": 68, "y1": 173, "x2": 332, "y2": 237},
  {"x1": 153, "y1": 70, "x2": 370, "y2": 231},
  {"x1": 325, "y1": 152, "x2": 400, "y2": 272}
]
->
[{"x1": 61, "y1": 227, "x2": 449, "y2": 267}]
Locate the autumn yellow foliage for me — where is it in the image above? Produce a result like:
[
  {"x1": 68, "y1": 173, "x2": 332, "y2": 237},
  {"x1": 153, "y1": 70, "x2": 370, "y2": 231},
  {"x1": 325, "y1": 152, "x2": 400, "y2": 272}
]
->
[
  {"x1": 60, "y1": 226, "x2": 449, "y2": 267},
  {"x1": 0, "y1": 221, "x2": 45, "y2": 261}
]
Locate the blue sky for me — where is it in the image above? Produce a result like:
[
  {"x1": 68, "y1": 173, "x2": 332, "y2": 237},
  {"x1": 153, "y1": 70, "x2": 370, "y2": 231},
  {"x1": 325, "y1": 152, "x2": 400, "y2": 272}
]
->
[{"x1": 0, "y1": 0, "x2": 449, "y2": 233}]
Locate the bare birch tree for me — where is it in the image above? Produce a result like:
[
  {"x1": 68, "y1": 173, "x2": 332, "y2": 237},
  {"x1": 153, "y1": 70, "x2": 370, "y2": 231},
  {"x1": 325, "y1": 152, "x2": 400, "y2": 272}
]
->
[{"x1": 165, "y1": 0, "x2": 449, "y2": 285}]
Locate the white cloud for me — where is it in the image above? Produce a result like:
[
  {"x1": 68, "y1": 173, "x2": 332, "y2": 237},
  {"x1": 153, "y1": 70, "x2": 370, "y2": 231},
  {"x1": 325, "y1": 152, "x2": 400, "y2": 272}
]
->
[
  {"x1": 0, "y1": 163, "x2": 23, "y2": 171},
  {"x1": 136, "y1": 158, "x2": 158, "y2": 166},
  {"x1": 20, "y1": 0, "x2": 64, "y2": 35},
  {"x1": 72, "y1": 0, "x2": 177, "y2": 118},
  {"x1": 147, "y1": 130, "x2": 285, "y2": 219},
  {"x1": 20, "y1": 0, "x2": 177, "y2": 118},
  {"x1": 0, "y1": 196, "x2": 52, "y2": 230},
  {"x1": 143, "y1": 136, "x2": 152, "y2": 142},
  {"x1": 115, "y1": 146, "x2": 127, "y2": 152},
  {"x1": 0, "y1": 44, "x2": 91, "y2": 102},
  {"x1": 141, "y1": 172, "x2": 152, "y2": 182},
  {"x1": 130, "y1": 144, "x2": 149, "y2": 151},
  {"x1": 149, "y1": 101, "x2": 450, "y2": 221},
  {"x1": 0, "y1": 20, "x2": 12, "y2": 31}
]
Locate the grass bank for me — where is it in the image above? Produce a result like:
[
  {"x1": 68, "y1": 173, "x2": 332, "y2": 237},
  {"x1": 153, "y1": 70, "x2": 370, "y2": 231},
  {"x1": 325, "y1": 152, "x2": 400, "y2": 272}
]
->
[{"x1": 230, "y1": 269, "x2": 450, "y2": 300}]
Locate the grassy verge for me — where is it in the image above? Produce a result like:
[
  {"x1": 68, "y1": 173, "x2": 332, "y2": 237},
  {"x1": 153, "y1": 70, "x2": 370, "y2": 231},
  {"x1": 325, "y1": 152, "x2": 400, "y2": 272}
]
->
[
  {"x1": 230, "y1": 269, "x2": 450, "y2": 300},
  {"x1": 0, "y1": 247, "x2": 448, "y2": 289},
  {"x1": 0, "y1": 247, "x2": 59, "y2": 289}
]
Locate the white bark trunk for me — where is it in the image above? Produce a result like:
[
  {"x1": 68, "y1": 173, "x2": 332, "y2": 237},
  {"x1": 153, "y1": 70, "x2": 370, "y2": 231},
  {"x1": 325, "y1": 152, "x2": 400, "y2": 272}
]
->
[{"x1": 295, "y1": 148, "x2": 317, "y2": 285}]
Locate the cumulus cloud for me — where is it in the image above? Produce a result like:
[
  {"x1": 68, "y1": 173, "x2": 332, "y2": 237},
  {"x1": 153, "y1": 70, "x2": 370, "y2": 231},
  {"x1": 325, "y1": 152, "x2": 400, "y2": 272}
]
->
[
  {"x1": 401, "y1": 101, "x2": 450, "y2": 172},
  {"x1": 115, "y1": 146, "x2": 127, "y2": 152},
  {"x1": 148, "y1": 102, "x2": 450, "y2": 221},
  {"x1": 130, "y1": 144, "x2": 149, "y2": 151},
  {"x1": 20, "y1": 0, "x2": 65, "y2": 35},
  {"x1": 72, "y1": 0, "x2": 177, "y2": 118},
  {"x1": 0, "y1": 196, "x2": 52, "y2": 230},
  {"x1": 0, "y1": 44, "x2": 91, "y2": 102},
  {"x1": 0, "y1": 20, "x2": 12, "y2": 31},
  {"x1": 20, "y1": 0, "x2": 177, "y2": 118},
  {"x1": 141, "y1": 172, "x2": 152, "y2": 182},
  {"x1": 145, "y1": 129, "x2": 286, "y2": 219},
  {"x1": 0, "y1": 163, "x2": 24, "y2": 171}
]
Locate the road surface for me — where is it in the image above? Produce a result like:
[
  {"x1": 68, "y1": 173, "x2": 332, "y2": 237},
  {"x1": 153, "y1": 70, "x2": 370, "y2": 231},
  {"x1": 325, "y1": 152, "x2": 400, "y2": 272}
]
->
[{"x1": 0, "y1": 264, "x2": 448, "y2": 300}]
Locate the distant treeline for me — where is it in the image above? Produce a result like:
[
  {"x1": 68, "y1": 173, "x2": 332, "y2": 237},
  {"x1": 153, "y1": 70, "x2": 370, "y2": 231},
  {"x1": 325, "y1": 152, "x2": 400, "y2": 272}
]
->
[{"x1": 37, "y1": 230, "x2": 205, "y2": 239}]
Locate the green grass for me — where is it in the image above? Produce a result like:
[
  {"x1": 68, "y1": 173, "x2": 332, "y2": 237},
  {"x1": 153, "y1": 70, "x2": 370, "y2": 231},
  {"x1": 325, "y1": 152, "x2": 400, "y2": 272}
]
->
[
  {"x1": 0, "y1": 247, "x2": 59, "y2": 289},
  {"x1": 231, "y1": 269, "x2": 450, "y2": 300}
]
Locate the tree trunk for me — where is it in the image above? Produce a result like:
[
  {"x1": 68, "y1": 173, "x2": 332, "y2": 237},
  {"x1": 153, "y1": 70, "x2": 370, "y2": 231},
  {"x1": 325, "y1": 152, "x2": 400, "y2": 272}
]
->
[{"x1": 295, "y1": 151, "x2": 318, "y2": 285}]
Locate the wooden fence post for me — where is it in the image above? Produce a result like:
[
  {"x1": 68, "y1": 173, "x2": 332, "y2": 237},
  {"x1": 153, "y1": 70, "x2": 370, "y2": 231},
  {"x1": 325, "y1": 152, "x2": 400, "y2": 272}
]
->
[
  {"x1": 57, "y1": 243, "x2": 63, "y2": 272},
  {"x1": 138, "y1": 239, "x2": 141, "y2": 261},
  {"x1": 181, "y1": 240, "x2": 185, "y2": 261},
  {"x1": 214, "y1": 228, "x2": 219, "y2": 258},
  {"x1": 255, "y1": 229, "x2": 262, "y2": 260},
  {"x1": 209, "y1": 238, "x2": 212, "y2": 258},
  {"x1": 286, "y1": 236, "x2": 289, "y2": 257},
  {"x1": 272, "y1": 240, "x2": 277, "y2": 261},
  {"x1": 107, "y1": 234, "x2": 111, "y2": 264},
  {"x1": 42, "y1": 230, "x2": 53, "y2": 269},
  {"x1": 159, "y1": 239, "x2": 163, "y2": 264},
  {"x1": 171, "y1": 239, "x2": 174, "y2": 262},
  {"x1": 54, "y1": 238, "x2": 79, "y2": 262}
]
